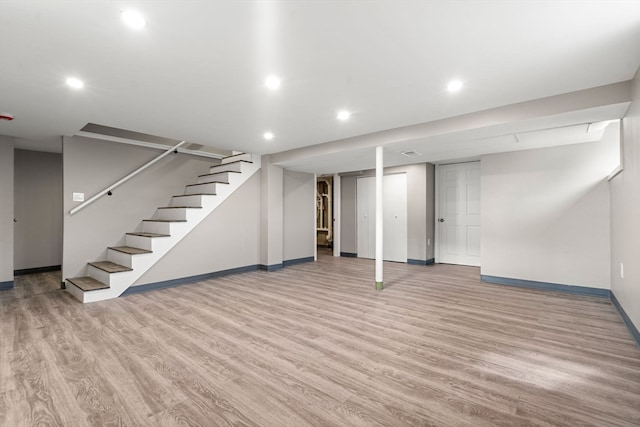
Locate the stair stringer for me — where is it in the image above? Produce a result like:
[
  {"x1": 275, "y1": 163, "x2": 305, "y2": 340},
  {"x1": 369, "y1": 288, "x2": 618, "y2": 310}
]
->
[{"x1": 76, "y1": 156, "x2": 261, "y2": 303}]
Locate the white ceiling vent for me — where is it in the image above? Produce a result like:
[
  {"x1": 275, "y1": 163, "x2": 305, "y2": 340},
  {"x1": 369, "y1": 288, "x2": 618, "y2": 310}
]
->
[{"x1": 401, "y1": 150, "x2": 421, "y2": 157}]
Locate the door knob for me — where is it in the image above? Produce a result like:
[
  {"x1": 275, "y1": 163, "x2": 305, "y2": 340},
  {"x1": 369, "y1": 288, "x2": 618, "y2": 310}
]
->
[
  {"x1": 438, "y1": 218, "x2": 445, "y2": 223},
  {"x1": 13, "y1": 218, "x2": 17, "y2": 223}
]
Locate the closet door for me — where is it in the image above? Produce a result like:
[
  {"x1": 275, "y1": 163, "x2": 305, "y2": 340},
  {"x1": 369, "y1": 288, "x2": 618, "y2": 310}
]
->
[
  {"x1": 383, "y1": 173, "x2": 407, "y2": 262},
  {"x1": 356, "y1": 174, "x2": 407, "y2": 262},
  {"x1": 356, "y1": 177, "x2": 375, "y2": 259}
]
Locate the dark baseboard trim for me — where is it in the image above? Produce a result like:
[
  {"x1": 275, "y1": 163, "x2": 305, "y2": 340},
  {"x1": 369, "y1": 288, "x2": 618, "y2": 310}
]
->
[
  {"x1": 259, "y1": 263, "x2": 283, "y2": 272},
  {"x1": 0, "y1": 280, "x2": 14, "y2": 291},
  {"x1": 340, "y1": 252, "x2": 357, "y2": 258},
  {"x1": 14, "y1": 265, "x2": 61, "y2": 276},
  {"x1": 611, "y1": 291, "x2": 640, "y2": 347},
  {"x1": 283, "y1": 256, "x2": 315, "y2": 267},
  {"x1": 481, "y1": 275, "x2": 611, "y2": 297},
  {"x1": 122, "y1": 264, "x2": 260, "y2": 296},
  {"x1": 123, "y1": 257, "x2": 314, "y2": 296},
  {"x1": 407, "y1": 258, "x2": 435, "y2": 266}
]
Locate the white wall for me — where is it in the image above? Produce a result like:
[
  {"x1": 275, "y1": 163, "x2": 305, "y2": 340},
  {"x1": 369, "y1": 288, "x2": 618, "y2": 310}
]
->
[
  {"x1": 610, "y1": 69, "x2": 640, "y2": 330},
  {"x1": 283, "y1": 170, "x2": 315, "y2": 262},
  {"x1": 0, "y1": 135, "x2": 14, "y2": 285},
  {"x1": 481, "y1": 133, "x2": 619, "y2": 289},
  {"x1": 63, "y1": 136, "x2": 212, "y2": 279},
  {"x1": 14, "y1": 149, "x2": 63, "y2": 270}
]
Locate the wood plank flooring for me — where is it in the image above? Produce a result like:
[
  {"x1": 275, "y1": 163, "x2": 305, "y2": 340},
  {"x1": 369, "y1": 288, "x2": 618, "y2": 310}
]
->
[{"x1": 1, "y1": 253, "x2": 639, "y2": 426}]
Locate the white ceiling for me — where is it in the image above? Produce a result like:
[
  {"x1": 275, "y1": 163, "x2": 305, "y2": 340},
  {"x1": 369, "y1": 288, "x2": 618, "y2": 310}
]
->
[{"x1": 1, "y1": 1, "x2": 639, "y2": 173}]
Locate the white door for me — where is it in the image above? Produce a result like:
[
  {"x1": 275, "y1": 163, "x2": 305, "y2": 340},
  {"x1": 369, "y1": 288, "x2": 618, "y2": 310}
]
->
[
  {"x1": 356, "y1": 177, "x2": 375, "y2": 259},
  {"x1": 383, "y1": 173, "x2": 407, "y2": 262},
  {"x1": 437, "y1": 162, "x2": 481, "y2": 266},
  {"x1": 357, "y1": 174, "x2": 407, "y2": 262}
]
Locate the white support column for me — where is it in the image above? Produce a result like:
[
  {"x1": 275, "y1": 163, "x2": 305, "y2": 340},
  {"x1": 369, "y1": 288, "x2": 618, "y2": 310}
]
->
[
  {"x1": 375, "y1": 147, "x2": 384, "y2": 290},
  {"x1": 260, "y1": 155, "x2": 284, "y2": 270},
  {"x1": 314, "y1": 173, "x2": 318, "y2": 261},
  {"x1": 333, "y1": 173, "x2": 341, "y2": 257}
]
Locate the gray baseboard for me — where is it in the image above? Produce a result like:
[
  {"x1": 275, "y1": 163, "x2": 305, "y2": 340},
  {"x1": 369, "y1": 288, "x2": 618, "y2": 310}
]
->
[
  {"x1": 407, "y1": 258, "x2": 435, "y2": 266},
  {"x1": 481, "y1": 275, "x2": 611, "y2": 297},
  {"x1": 14, "y1": 265, "x2": 61, "y2": 276},
  {"x1": 340, "y1": 252, "x2": 357, "y2": 257},
  {"x1": 611, "y1": 291, "x2": 640, "y2": 347},
  {"x1": 0, "y1": 280, "x2": 14, "y2": 291},
  {"x1": 259, "y1": 264, "x2": 283, "y2": 272},
  {"x1": 122, "y1": 264, "x2": 260, "y2": 296},
  {"x1": 123, "y1": 257, "x2": 315, "y2": 296},
  {"x1": 283, "y1": 256, "x2": 315, "y2": 267}
]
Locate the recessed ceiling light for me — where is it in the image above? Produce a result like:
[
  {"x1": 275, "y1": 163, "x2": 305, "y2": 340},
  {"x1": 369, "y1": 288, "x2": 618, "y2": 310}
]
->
[
  {"x1": 265, "y1": 75, "x2": 281, "y2": 90},
  {"x1": 263, "y1": 131, "x2": 274, "y2": 140},
  {"x1": 66, "y1": 77, "x2": 84, "y2": 89},
  {"x1": 337, "y1": 110, "x2": 351, "y2": 121},
  {"x1": 447, "y1": 79, "x2": 463, "y2": 92},
  {"x1": 121, "y1": 10, "x2": 147, "y2": 30}
]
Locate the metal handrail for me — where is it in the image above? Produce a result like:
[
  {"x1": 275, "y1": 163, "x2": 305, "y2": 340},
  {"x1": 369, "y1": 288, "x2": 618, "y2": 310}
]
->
[{"x1": 69, "y1": 140, "x2": 188, "y2": 215}]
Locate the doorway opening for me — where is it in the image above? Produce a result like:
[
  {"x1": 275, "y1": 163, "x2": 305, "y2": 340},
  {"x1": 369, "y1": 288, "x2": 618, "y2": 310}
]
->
[{"x1": 316, "y1": 176, "x2": 333, "y2": 250}]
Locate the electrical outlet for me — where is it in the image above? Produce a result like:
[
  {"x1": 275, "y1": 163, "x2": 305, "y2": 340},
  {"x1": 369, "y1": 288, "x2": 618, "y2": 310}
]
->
[
  {"x1": 72, "y1": 192, "x2": 84, "y2": 202},
  {"x1": 620, "y1": 262, "x2": 624, "y2": 279}
]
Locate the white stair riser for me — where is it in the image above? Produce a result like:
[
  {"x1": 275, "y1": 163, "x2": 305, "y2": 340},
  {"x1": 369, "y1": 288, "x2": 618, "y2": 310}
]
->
[
  {"x1": 209, "y1": 162, "x2": 243, "y2": 174},
  {"x1": 221, "y1": 153, "x2": 252, "y2": 164},
  {"x1": 198, "y1": 172, "x2": 231, "y2": 184},
  {"x1": 169, "y1": 195, "x2": 203, "y2": 207},
  {"x1": 155, "y1": 208, "x2": 190, "y2": 221},
  {"x1": 107, "y1": 249, "x2": 133, "y2": 268},
  {"x1": 87, "y1": 265, "x2": 113, "y2": 286},
  {"x1": 107, "y1": 249, "x2": 154, "y2": 269},
  {"x1": 142, "y1": 221, "x2": 172, "y2": 235},
  {"x1": 185, "y1": 183, "x2": 217, "y2": 195},
  {"x1": 125, "y1": 234, "x2": 157, "y2": 251},
  {"x1": 65, "y1": 280, "x2": 87, "y2": 302},
  {"x1": 86, "y1": 265, "x2": 136, "y2": 290}
]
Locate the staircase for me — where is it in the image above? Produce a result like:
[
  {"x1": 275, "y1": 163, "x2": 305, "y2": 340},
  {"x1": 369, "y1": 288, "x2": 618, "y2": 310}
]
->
[{"x1": 65, "y1": 153, "x2": 260, "y2": 303}]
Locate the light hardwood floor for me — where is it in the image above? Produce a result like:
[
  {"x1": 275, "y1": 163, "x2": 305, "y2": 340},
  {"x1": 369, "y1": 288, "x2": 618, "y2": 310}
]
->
[{"x1": 1, "y1": 252, "x2": 639, "y2": 426}]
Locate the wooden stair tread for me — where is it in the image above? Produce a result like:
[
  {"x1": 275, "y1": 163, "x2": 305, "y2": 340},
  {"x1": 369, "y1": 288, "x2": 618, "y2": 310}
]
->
[
  {"x1": 142, "y1": 219, "x2": 187, "y2": 223},
  {"x1": 216, "y1": 159, "x2": 253, "y2": 165},
  {"x1": 67, "y1": 276, "x2": 109, "y2": 291},
  {"x1": 126, "y1": 232, "x2": 170, "y2": 238},
  {"x1": 185, "y1": 182, "x2": 221, "y2": 189},
  {"x1": 197, "y1": 171, "x2": 240, "y2": 178},
  {"x1": 108, "y1": 246, "x2": 152, "y2": 255},
  {"x1": 89, "y1": 261, "x2": 133, "y2": 273},
  {"x1": 172, "y1": 193, "x2": 216, "y2": 197}
]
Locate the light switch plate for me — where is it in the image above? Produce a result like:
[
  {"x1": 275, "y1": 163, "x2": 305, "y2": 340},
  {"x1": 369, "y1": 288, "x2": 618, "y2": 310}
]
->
[{"x1": 73, "y1": 192, "x2": 84, "y2": 202}]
